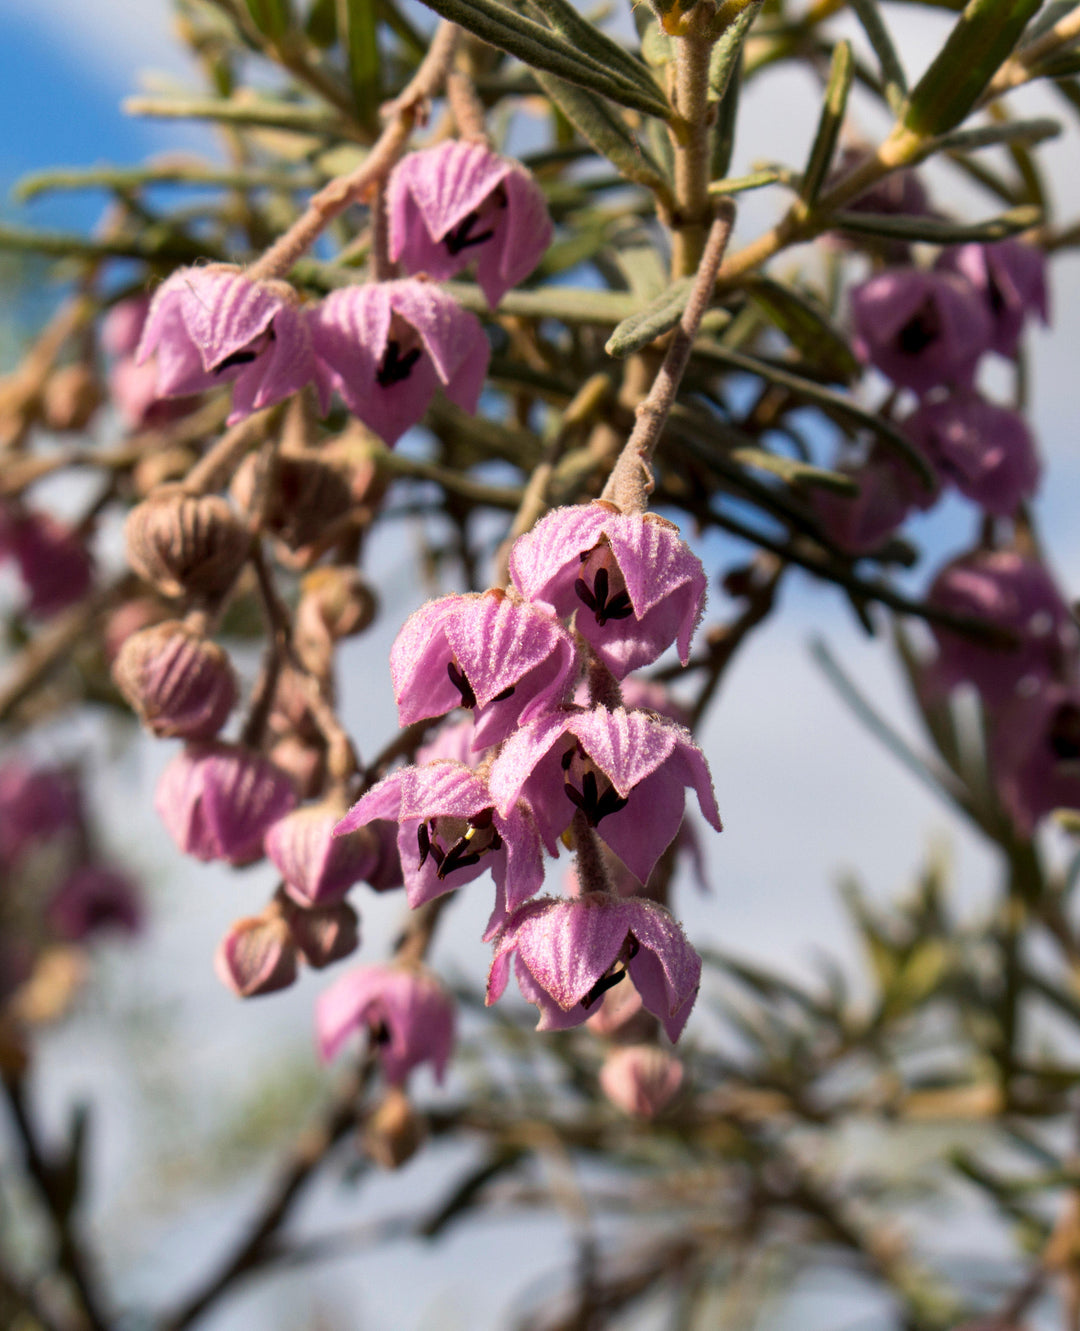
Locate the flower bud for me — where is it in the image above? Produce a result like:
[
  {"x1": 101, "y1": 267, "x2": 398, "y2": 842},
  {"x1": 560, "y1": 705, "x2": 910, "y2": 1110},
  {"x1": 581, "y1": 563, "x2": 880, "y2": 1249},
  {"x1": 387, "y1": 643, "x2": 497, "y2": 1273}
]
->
[
  {"x1": 297, "y1": 567, "x2": 377, "y2": 648},
  {"x1": 231, "y1": 451, "x2": 353, "y2": 552},
  {"x1": 598, "y1": 1045, "x2": 684, "y2": 1118},
  {"x1": 362, "y1": 1086, "x2": 424, "y2": 1169},
  {"x1": 124, "y1": 488, "x2": 249, "y2": 601},
  {"x1": 113, "y1": 621, "x2": 237, "y2": 739},
  {"x1": 281, "y1": 895, "x2": 360, "y2": 968},
  {"x1": 266, "y1": 804, "x2": 379, "y2": 907},
  {"x1": 42, "y1": 364, "x2": 103, "y2": 433},
  {"x1": 47, "y1": 866, "x2": 142, "y2": 941},
  {"x1": 214, "y1": 912, "x2": 298, "y2": 997}
]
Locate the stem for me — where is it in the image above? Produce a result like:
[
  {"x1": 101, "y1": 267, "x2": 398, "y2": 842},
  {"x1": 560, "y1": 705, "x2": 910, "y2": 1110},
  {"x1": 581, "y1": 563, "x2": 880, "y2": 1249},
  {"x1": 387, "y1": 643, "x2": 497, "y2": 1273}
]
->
[
  {"x1": 602, "y1": 202, "x2": 735, "y2": 512},
  {"x1": 180, "y1": 408, "x2": 279, "y2": 495},
  {"x1": 247, "y1": 23, "x2": 460, "y2": 281},
  {"x1": 446, "y1": 69, "x2": 489, "y2": 144},
  {"x1": 982, "y1": 5, "x2": 1080, "y2": 102},
  {"x1": 571, "y1": 808, "x2": 615, "y2": 896},
  {"x1": 669, "y1": 16, "x2": 716, "y2": 278}
]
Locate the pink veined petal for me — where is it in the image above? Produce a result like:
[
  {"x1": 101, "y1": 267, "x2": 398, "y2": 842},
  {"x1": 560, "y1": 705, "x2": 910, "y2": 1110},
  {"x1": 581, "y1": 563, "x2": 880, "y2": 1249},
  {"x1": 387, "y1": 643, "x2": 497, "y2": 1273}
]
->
[
  {"x1": 595, "y1": 764, "x2": 688, "y2": 885},
  {"x1": 314, "y1": 966, "x2": 383, "y2": 1062},
  {"x1": 628, "y1": 947, "x2": 698, "y2": 1042},
  {"x1": 486, "y1": 940, "x2": 516, "y2": 1005},
  {"x1": 390, "y1": 141, "x2": 512, "y2": 250},
  {"x1": 474, "y1": 164, "x2": 553, "y2": 307},
  {"x1": 137, "y1": 271, "x2": 192, "y2": 364},
  {"x1": 179, "y1": 269, "x2": 279, "y2": 372},
  {"x1": 513, "y1": 894, "x2": 630, "y2": 1012},
  {"x1": 669, "y1": 731, "x2": 723, "y2": 831},
  {"x1": 388, "y1": 185, "x2": 454, "y2": 280},
  {"x1": 396, "y1": 760, "x2": 490, "y2": 822},
  {"x1": 363, "y1": 355, "x2": 441, "y2": 447},
  {"x1": 623, "y1": 899, "x2": 702, "y2": 1038},
  {"x1": 142, "y1": 295, "x2": 217, "y2": 397},
  {"x1": 514, "y1": 955, "x2": 590, "y2": 1031},
  {"x1": 335, "y1": 770, "x2": 406, "y2": 834},
  {"x1": 570, "y1": 707, "x2": 679, "y2": 797},
  {"x1": 386, "y1": 281, "x2": 487, "y2": 391},
  {"x1": 440, "y1": 314, "x2": 490, "y2": 415},
  {"x1": 508, "y1": 504, "x2": 611, "y2": 608},
  {"x1": 309, "y1": 285, "x2": 390, "y2": 408},
  {"x1": 606, "y1": 516, "x2": 707, "y2": 662},
  {"x1": 376, "y1": 969, "x2": 456, "y2": 1085},
  {"x1": 494, "y1": 802, "x2": 545, "y2": 915},
  {"x1": 443, "y1": 594, "x2": 569, "y2": 709},
  {"x1": 391, "y1": 596, "x2": 469, "y2": 725},
  {"x1": 241, "y1": 302, "x2": 316, "y2": 411}
]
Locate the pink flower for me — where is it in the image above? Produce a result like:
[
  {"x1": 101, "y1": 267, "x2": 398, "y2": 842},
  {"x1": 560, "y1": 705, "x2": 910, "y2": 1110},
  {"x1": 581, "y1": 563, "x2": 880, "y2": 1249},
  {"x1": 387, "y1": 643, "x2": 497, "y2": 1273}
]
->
[
  {"x1": 0, "y1": 761, "x2": 82, "y2": 866},
  {"x1": 990, "y1": 684, "x2": 1080, "y2": 835},
  {"x1": 509, "y1": 502, "x2": 707, "y2": 678},
  {"x1": 937, "y1": 239, "x2": 1049, "y2": 358},
  {"x1": 315, "y1": 962, "x2": 456, "y2": 1084},
  {"x1": 489, "y1": 706, "x2": 721, "y2": 886},
  {"x1": 1, "y1": 509, "x2": 93, "y2": 618},
  {"x1": 925, "y1": 550, "x2": 1077, "y2": 705},
  {"x1": 137, "y1": 266, "x2": 316, "y2": 425},
  {"x1": 265, "y1": 804, "x2": 379, "y2": 907},
  {"x1": 415, "y1": 716, "x2": 491, "y2": 768},
  {"x1": 850, "y1": 268, "x2": 993, "y2": 395},
  {"x1": 387, "y1": 140, "x2": 552, "y2": 307},
  {"x1": 812, "y1": 446, "x2": 935, "y2": 555},
  {"x1": 47, "y1": 866, "x2": 142, "y2": 941},
  {"x1": 487, "y1": 893, "x2": 702, "y2": 1041},
  {"x1": 155, "y1": 742, "x2": 297, "y2": 865},
  {"x1": 215, "y1": 913, "x2": 298, "y2": 997},
  {"x1": 101, "y1": 296, "x2": 152, "y2": 357},
  {"x1": 599, "y1": 1045, "x2": 684, "y2": 1118},
  {"x1": 335, "y1": 761, "x2": 544, "y2": 933},
  {"x1": 310, "y1": 279, "x2": 489, "y2": 446},
  {"x1": 391, "y1": 590, "x2": 578, "y2": 748},
  {"x1": 900, "y1": 394, "x2": 1039, "y2": 516}
]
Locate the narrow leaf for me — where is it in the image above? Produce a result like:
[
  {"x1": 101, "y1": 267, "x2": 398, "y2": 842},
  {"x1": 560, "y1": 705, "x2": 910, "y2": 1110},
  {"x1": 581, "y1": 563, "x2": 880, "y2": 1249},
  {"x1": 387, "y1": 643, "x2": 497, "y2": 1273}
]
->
[
  {"x1": 848, "y1": 0, "x2": 908, "y2": 106},
  {"x1": 745, "y1": 274, "x2": 860, "y2": 383},
  {"x1": 709, "y1": 0, "x2": 763, "y2": 102},
  {"x1": 530, "y1": 69, "x2": 671, "y2": 196},
  {"x1": 306, "y1": 0, "x2": 337, "y2": 45},
  {"x1": 414, "y1": 0, "x2": 671, "y2": 118},
  {"x1": 903, "y1": 0, "x2": 1043, "y2": 135},
  {"x1": 605, "y1": 278, "x2": 696, "y2": 356},
  {"x1": 800, "y1": 40, "x2": 854, "y2": 204},
  {"x1": 340, "y1": 0, "x2": 381, "y2": 131},
  {"x1": 929, "y1": 115, "x2": 1061, "y2": 152},
  {"x1": 524, "y1": 0, "x2": 656, "y2": 94},
  {"x1": 708, "y1": 167, "x2": 783, "y2": 194},
  {"x1": 830, "y1": 202, "x2": 1041, "y2": 241},
  {"x1": 709, "y1": 2, "x2": 759, "y2": 177},
  {"x1": 245, "y1": 0, "x2": 292, "y2": 38},
  {"x1": 730, "y1": 447, "x2": 860, "y2": 493}
]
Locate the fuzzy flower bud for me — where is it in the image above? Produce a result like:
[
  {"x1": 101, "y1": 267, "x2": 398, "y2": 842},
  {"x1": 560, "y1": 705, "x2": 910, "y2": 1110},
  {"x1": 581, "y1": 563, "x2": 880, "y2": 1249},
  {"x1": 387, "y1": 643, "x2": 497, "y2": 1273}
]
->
[
  {"x1": 214, "y1": 911, "x2": 299, "y2": 997},
  {"x1": 266, "y1": 803, "x2": 379, "y2": 907},
  {"x1": 280, "y1": 895, "x2": 360, "y2": 968},
  {"x1": 124, "y1": 489, "x2": 250, "y2": 601},
  {"x1": 598, "y1": 1045, "x2": 684, "y2": 1118},
  {"x1": 47, "y1": 866, "x2": 142, "y2": 941},
  {"x1": 230, "y1": 450, "x2": 353, "y2": 552},
  {"x1": 113, "y1": 620, "x2": 237, "y2": 739}
]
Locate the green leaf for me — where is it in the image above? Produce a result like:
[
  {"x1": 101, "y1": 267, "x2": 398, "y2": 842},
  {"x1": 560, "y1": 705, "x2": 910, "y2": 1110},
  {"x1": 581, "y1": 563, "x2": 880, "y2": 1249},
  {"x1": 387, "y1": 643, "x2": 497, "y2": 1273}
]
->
[
  {"x1": 903, "y1": 0, "x2": 1044, "y2": 136},
  {"x1": 692, "y1": 339, "x2": 937, "y2": 488},
  {"x1": 745, "y1": 275, "x2": 860, "y2": 384},
  {"x1": 708, "y1": 167, "x2": 784, "y2": 194},
  {"x1": 929, "y1": 114, "x2": 1061, "y2": 153},
  {"x1": 530, "y1": 68, "x2": 671, "y2": 197},
  {"x1": 245, "y1": 0, "x2": 293, "y2": 38},
  {"x1": 847, "y1": 0, "x2": 908, "y2": 107},
  {"x1": 523, "y1": 0, "x2": 658, "y2": 95},
  {"x1": 413, "y1": 0, "x2": 671, "y2": 118},
  {"x1": 709, "y1": 0, "x2": 762, "y2": 102},
  {"x1": 340, "y1": 0, "x2": 381, "y2": 131},
  {"x1": 305, "y1": 0, "x2": 337, "y2": 45},
  {"x1": 708, "y1": 1, "x2": 759, "y2": 178},
  {"x1": 730, "y1": 447, "x2": 860, "y2": 493},
  {"x1": 604, "y1": 278, "x2": 696, "y2": 356},
  {"x1": 800, "y1": 40, "x2": 854, "y2": 205},
  {"x1": 829, "y1": 202, "x2": 1041, "y2": 241}
]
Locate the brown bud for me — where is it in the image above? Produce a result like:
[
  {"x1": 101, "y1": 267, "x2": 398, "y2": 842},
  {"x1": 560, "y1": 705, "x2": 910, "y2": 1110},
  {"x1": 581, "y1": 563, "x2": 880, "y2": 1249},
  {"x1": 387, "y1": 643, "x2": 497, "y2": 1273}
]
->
[
  {"x1": 362, "y1": 1086, "x2": 425, "y2": 1169},
  {"x1": 124, "y1": 488, "x2": 249, "y2": 601},
  {"x1": 231, "y1": 451, "x2": 353, "y2": 552},
  {"x1": 281, "y1": 895, "x2": 360, "y2": 968},
  {"x1": 113, "y1": 620, "x2": 237, "y2": 738},
  {"x1": 42, "y1": 364, "x2": 103, "y2": 432},
  {"x1": 214, "y1": 913, "x2": 298, "y2": 998},
  {"x1": 295, "y1": 567, "x2": 377, "y2": 675}
]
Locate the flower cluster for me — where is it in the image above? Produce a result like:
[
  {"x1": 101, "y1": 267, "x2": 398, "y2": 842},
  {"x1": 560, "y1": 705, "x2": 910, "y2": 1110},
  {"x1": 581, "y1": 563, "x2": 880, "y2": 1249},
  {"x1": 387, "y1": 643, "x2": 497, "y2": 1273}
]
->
[
  {"x1": 135, "y1": 141, "x2": 551, "y2": 445},
  {"x1": 324, "y1": 499, "x2": 719, "y2": 1073}
]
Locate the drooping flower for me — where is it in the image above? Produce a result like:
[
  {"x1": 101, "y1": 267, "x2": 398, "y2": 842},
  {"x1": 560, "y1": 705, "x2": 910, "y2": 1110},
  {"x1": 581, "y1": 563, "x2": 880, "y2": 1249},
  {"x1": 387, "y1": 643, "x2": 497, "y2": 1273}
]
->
[
  {"x1": 390, "y1": 590, "x2": 578, "y2": 748},
  {"x1": 279, "y1": 894, "x2": 361, "y2": 968},
  {"x1": 1, "y1": 508, "x2": 94, "y2": 619},
  {"x1": 487, "y1": 893, "x2": 702, "y2": 1041},
  {"x1": 599, "y1": 1045, "x2": 684, "y2": 1118},
  {"x1": 0, "y1": 761, "x2": 82, "y2": 867},
  {"x1": 990, "y1": 684, "x2": 1080, "y2": 835},
  {"x1": 849, "y1": 268, "x2": 993, "y2": 395},
  {"x1": 489, "y1": 705, "x2": 721, "y2": 886},
  {"x1": 509, "y1": 502, "x2": 707, "y2": 678},
  {"x1": 812, "y1": 446, "x2": 935, "y2": 555},
  {"x1": 215, "y1": 912, "x2": 299, "y2": 997},
  {"x1": 265, "y1": 803, "x2": 380, "y2": 907},
  {"x1": 137, "y1": 265, "x2": 316, "y2": 425},
  {"x1": 315, "y1": 963, "x2": 456, "y2": 1084},
  {"x1": 310, "y1": 279, "x2": 489, "y2": 446},
  {"x1": 387, "y1": 140, "x2": 553, "y2": 307},
  {"x1": 335, "y1": 761, "x2": 543, "y2": 933},
  {"x1": 937, "y1": 239, "x2": 1049, "y2": 359},
  {"x1": 112, "y1": 621, "x2": 238, "y2": 739},
  {"x1": 47, "y1": 866, "x2": 142, "y2": 941},
  {"x1": 155, "y1": 742, "x2": 297, "y2": 865},
  {"x1": 900, "y1": 394, "x2": 1040, "y2": 516},
  {"x1": 925, "y1": 549, "x2": 1078, "y2": 705}
]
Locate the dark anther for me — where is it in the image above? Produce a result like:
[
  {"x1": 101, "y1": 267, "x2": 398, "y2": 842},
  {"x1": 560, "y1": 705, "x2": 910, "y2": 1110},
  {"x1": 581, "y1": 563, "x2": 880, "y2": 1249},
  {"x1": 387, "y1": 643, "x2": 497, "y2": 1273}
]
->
[
  {"x1": 491, "y1": 684, "x2": 516, "y2": 703},
  {"x1": 214, "y1": 321, "x2": 275, "y2": 374},
  {"x1": 1049, "y1": 703, "x2": 1080, "y2": 761},
  {"x1": 437, "y1": 840, "x2": 481, "y2": 880},
  {"x1": 564, "y1": 767, "x2": 630, "y2": 827},
  {"x1": 580, "y1": 967, "x2": 626, "y2": 1010},
  {"x1": 575, "y1": 565, "x2": 633, "y2": 627},
  {"x1": 370, "y1": 1019, "x2": 392, "y2": 1045},
  {"x1": 561, "y1": 745, "x2": 577, "y2": 771},
  {"x1": 376, "y1": 339, "x2": 422, "y2": 388},
  {"x1": 896, "y1": 302, "x2": 940, "y2": 356},
  {"x1": 417, "y1": 821, "x2": 431, "y2": 868},
  {"x1": 444, "y1": 210, "x2": 497, "y2": 256},
  {"x1": 447, "y1": 661, "x2": 477, "y2": 709}
]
